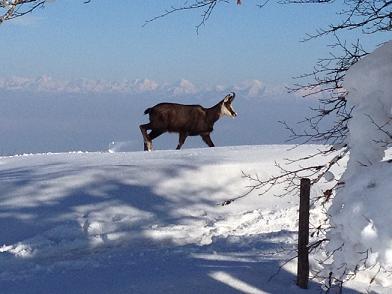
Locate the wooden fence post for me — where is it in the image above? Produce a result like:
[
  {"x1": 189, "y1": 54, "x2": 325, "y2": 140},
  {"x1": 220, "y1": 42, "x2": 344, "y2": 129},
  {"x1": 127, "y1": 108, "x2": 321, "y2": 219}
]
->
[{"x1": 297, "y1": 178, "x2": 310, "y2": 289}]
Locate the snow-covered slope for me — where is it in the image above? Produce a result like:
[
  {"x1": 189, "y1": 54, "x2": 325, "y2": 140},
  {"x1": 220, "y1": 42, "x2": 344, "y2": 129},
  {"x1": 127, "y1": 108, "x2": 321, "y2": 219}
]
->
[{"x1": 0, "y1": 146, "x2": 365, "y2": 293}]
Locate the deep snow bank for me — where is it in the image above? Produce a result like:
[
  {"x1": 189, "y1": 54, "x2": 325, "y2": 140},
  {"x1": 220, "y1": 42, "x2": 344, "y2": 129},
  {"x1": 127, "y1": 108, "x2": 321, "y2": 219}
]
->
[{"x1": 325, "y1": 41, "x2": 392, "y2": 288}]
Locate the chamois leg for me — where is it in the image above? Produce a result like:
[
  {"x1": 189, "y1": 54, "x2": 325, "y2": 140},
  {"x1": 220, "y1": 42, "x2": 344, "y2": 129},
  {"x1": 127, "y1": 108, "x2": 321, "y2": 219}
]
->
[
  {"x1": 146, "y1": 129, "x2": 165, "y2": 150},
  {"x1": 139, "y1": 123, "x2": 152, "y2": 151},
  {"x1": 201, "y1": 134, "x2": 215, "y2": 147},
  {"x1": 148, "y1": 129, "x2": 165, "y2": 140},
  {"x1": 176, "y1": 132, "x2": 188, "y2": 150}
]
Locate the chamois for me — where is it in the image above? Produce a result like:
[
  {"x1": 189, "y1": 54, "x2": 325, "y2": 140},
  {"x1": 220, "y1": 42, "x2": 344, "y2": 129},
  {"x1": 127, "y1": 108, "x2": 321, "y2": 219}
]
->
[{"x1": 139, "y1": 92, "x2": 237, "y2": 151}]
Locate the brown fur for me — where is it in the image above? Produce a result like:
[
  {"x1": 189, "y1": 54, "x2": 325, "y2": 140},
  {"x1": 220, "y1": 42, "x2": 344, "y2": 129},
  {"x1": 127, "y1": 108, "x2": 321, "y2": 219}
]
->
[{"x1": 139, "y1": 93, "x2": 236, "y2": 151}]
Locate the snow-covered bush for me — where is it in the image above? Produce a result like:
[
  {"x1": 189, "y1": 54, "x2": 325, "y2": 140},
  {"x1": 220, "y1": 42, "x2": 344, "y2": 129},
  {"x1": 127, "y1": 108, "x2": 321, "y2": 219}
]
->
[{"x1": 324, "y1": 41, "x2": 392, "y2": 288}]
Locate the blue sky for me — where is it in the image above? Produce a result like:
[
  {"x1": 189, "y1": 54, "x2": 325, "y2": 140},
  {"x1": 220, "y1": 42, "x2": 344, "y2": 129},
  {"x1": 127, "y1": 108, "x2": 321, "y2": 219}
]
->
[
  {"x1": 0, "y1": 1, "x2": 390, "y2": 154},
  {"x1": 1, "y1": 0, "x2": 348, "y2": 86}
]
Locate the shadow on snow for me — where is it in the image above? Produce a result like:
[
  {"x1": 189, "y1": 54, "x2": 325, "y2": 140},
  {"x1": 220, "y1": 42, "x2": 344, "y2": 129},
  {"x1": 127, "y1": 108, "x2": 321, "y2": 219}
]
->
[{"x1": 0, "y1": 159, "x2": 359, "y2": 293}]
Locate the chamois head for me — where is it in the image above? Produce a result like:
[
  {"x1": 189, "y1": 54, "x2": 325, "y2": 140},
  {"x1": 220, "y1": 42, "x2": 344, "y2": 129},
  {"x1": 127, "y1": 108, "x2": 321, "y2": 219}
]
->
[
  {"x1": 221, "y1": 92, "x2": 237, "y2": 118},
  {"x1": 140, "y1": 92, "x2": 238, "y2": 151}
]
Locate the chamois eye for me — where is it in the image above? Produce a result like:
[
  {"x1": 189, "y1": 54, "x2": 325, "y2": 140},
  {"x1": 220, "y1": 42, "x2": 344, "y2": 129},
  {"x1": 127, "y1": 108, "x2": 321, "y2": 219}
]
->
[{"x1": 140, "y1": 93, "x2": 237, "y2": 151}]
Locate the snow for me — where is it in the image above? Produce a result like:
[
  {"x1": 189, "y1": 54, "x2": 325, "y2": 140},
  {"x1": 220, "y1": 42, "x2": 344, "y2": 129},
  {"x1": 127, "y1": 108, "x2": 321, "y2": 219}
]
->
[
  {"x1": 1, "y1": 34, "x2": 391, "y2": 294},
  {"x1": 324, "y1": 40, "x2": 392, "y2": 289},
  {"x1": 0, "y1": 145, "x2": 356, "y2": 294},
  {"x1": 1, "y1": 143, "x2": 390, "y2": 293},
  {"x1": 344, "y1": 40, "x2": 392, "y2": 170}
]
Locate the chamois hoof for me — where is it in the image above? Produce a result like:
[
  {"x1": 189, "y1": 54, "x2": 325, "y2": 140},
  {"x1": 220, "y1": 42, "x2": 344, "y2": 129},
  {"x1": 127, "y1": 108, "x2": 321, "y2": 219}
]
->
[{"x1": 144, "y1": 141, "x2": 152, "y2": 152}]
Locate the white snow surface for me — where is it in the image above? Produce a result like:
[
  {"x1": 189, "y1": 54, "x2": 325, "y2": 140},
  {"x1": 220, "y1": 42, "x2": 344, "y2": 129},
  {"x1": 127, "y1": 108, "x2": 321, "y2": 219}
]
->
[
  {"x1": 0, "y1": 146, "x2": 329, "y2": 293},
  {"x1": 324, "y1": 41, "x2": 392, "y2": 288},
  {"x1": 0, "y1": 145, "x2": 387, "y2": 293}
]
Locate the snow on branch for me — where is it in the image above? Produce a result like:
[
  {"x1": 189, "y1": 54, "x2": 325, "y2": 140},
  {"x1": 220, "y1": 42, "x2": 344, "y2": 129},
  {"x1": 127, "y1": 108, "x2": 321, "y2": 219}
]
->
[
  {"x1": 320, "y1": 40, "x2": 392, "y2": 290},
  {"x1": 0, "y1": 0, "x2": 46, "y2": 23}
]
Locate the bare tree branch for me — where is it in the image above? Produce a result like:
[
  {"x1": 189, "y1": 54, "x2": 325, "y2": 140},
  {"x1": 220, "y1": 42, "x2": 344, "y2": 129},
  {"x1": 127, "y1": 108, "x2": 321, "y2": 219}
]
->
[
  {"x1": 144, "y1": 0, "x2": 231, "y2": 34},
  {"x1": 0, "y1": 0, "x2": 95, "y2": 24},
  {"x1": 366, "y1": 114, "x2": 392, "y2": 146},
  {"x1": 281, "y1": 0, "x2": 392, "y2": 38},
  {"x1": 0, "y1": 0, "x2": 46, "y2": 23}
]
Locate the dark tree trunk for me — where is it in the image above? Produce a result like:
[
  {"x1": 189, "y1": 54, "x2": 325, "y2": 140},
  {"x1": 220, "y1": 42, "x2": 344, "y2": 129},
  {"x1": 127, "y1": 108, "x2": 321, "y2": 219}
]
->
[{"x1": 297, "y1": 178, "x2": 310, "y2": 289}]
